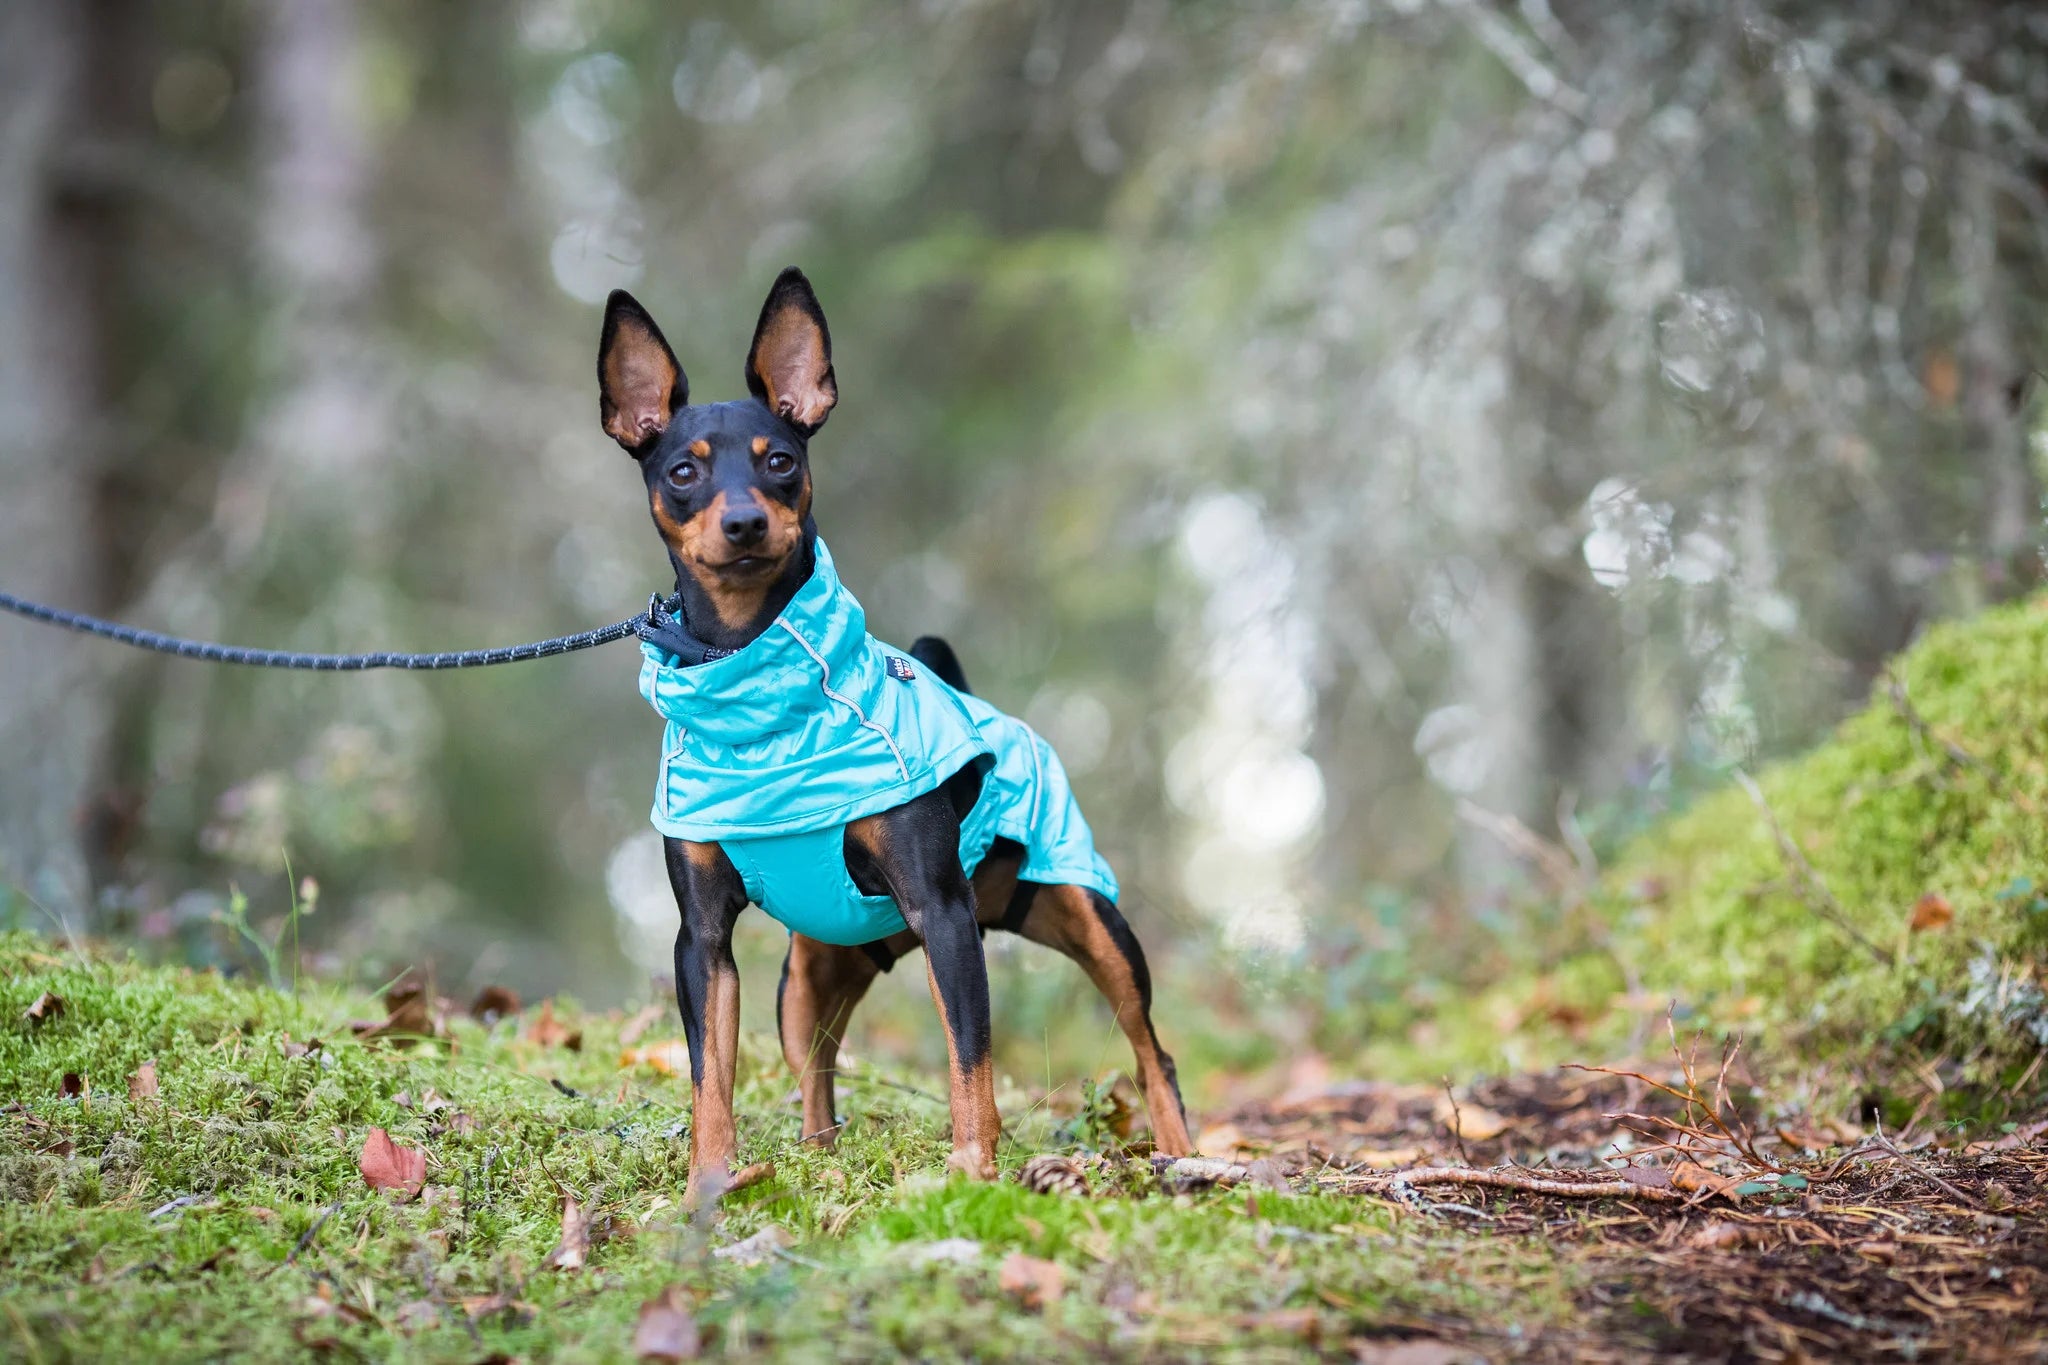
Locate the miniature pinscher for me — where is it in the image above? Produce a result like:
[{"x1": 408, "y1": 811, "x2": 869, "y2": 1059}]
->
[{"x1": 596, "y1": 269, "x2": 1191, "y2": 1193}]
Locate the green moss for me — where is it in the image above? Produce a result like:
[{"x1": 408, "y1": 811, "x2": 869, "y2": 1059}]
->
[
  {"x1": 0, "y1": 933, "x2": 1575, "y2": 1362},
  {"x1": 1404, "y1": 595, "x2": 2048, "y2": 1083}
]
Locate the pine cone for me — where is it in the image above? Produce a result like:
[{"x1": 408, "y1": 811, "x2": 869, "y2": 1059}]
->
[{"x1": 1017, "y1": 1154, "x2": 1091, "y2": 1197}]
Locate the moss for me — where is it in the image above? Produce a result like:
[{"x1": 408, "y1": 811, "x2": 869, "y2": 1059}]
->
[
  {"x1": 1397, "y1": 594, "x2": 2048, "y2": 1083},
  {"x1": 0, "y1": 933, "x2": 1577, "y2": 1362}
]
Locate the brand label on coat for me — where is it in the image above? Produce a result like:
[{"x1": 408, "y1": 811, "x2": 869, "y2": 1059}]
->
[{"x1": 885, "y1": 656, "x2": 916, "y2": 682}]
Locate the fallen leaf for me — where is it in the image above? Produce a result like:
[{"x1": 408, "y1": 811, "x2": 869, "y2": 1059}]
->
[
  {"x1": 1909, "y1": 892, "x2": 1953, "y2": 933},
  {"x1": 469, "y1": 985, "x2": 522, "y2": 1025},
  {"x1": 619, "y1": 1003, "x2": 666, "y2": 1045},
  {"x1": 352, "y1": 971, "x2": 438, "y2": 1046},
  {"x1": 24, "y1": 991, "x2": 65, "y2": 1025},
  {"x1": 358, "y1": 1127, "x2": 427, "y2": 1201},
  {"x1": 1433, "y1": 1095, "x2": 1511, "y2": 1141},
  {"x1": 458, "y1": 1292, "x2": 534, "y2": 1325},
  {"x1": 544, "y1": 1195, "x2": 591, "y2": 1271},
  {"x1": 1194, "y1": 1122, "x2": 1256, "y2": 1158},
  {"x1": 60, "y1": 1072, "x2": 87, "y2": 1101},
  {"x1": 712, "y1": 1225, "x2": 793, "y2": 1267},
  {"x1": 633, "y1": 1285, "x2": 701, "y2": 1361},
  {"x1": 619, "y1": 1039, "x2": 692, "y2": 1077},
  {"x1": 1688, "y1": 1220, "x2": 1759, "y2": 1250},
  {"x1": 1618, "y1": 1166, "x2": 1672, "y2": 1190},
  {"x1": 1668, "y1": 1161, "x2": 1744, "y2": 1201},
  {"x1": 1346, "y1": 1145, "x2": 1424, "y2": 1168},
  {"x1": 526, "y1": 1000, "x2": 583, "y2": 1052},
  {"x1": 998, "y1": 1252, "x2": 1066, "y2": 1310},
  {"x1": 128, "y1": 1060, "x2": 159, "y2": 1102}
]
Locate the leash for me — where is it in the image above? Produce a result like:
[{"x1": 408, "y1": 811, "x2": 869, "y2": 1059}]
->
[{"x1": 0, "y1": 587, "x2": 695, "y2": 672}]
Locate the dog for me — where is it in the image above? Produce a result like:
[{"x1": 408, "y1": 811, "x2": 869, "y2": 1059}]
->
[{"x1": 597, "y1": 268, "x2": 1191, "y2": 1194}]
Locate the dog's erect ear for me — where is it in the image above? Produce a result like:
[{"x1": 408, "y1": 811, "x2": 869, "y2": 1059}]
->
[
  {"x1": 598, "y1": 290, "x2": 688, "y2": 454},
  {"x1": 744, "y1": 267, "x2": 837, "y2": 433}
]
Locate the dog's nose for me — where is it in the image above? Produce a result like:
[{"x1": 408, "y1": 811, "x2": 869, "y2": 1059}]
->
[{"x1": 722, "y1": 505, "x2": 769, "y2": 548}]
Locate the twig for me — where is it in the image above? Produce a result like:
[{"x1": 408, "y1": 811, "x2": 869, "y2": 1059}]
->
[
  {"x1": 1442, "y1": 1078, "x2": 1472, "y2": 1166},
  {"x1": 1323, "y1": 1166, "x2": 1686, "y2": 1203},
  {"x1": 266, "y1": 1198, "x2": 345, "y2": 1277},
  {"x1": 1885, "y1": 671, "x2": 2038, "y2": 815},
  {"x1": 1871, "y1": 1119, "x2": 1983, "y2": 1210},
  {"x1": 1733, "y1": 770, "x2": 1895, "y2": 966}
]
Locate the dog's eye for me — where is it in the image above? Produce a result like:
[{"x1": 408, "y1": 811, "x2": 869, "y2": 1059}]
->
[
  {"x1": 667, "y1": 461, "x2": 698, "y2": 488},
  {"x1": 764, "y1": 451, "x2": 796, "y2": 477}
]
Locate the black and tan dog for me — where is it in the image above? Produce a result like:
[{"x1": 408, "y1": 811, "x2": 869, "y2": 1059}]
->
[{"x1": 597, "y1": 269, "x2": 1191, "y2": 1193}]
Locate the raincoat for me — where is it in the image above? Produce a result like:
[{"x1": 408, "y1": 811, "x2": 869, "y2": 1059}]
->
[{"x1": 640, "y1": 540, "x2": 1116, "y2": 945}]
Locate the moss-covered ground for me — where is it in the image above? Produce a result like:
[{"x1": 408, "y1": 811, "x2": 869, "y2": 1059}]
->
[
  {"x1": 0, "y1": 935, "x2": 1579, "y2": 1362},
  {"x1": 1385, "y1": 594, "x2": 2048, "y2": 1107}
]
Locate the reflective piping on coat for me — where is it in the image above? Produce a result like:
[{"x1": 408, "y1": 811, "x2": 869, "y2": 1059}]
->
[
  {"x1": 660, "y1": 725, "x2": 690, "y2": 823},
  {"x1": 775, "y1": 619, "x2": 911, "y2": 782}
]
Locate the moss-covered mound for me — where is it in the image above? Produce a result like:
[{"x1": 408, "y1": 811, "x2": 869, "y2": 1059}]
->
[{"x1": 1444, "y1": 594, "x2": 2048, "y2": 1080}]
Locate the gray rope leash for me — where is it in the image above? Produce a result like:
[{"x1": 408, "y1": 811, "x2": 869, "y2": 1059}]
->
[{"x1": 0, "y1": 588, "x2": 682, "y2": 671}]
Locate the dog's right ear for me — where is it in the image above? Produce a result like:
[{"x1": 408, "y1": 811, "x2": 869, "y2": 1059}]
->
[{"x1": 598, "y1": 290, "x2": 688, "y2": 454}]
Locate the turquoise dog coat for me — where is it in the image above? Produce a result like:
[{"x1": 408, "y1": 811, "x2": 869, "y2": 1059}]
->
[{"x1": 640, "y1": 540, "x2": 1117, "y2": 945}]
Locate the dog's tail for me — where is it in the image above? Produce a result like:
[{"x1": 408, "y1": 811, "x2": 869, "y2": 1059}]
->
[{"x1": 909, "y1": 636, "x2": 972, "y2": 695}]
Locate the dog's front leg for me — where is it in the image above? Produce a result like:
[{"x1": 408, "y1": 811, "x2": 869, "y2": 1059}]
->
[
  {"x1": 664, "y1": 837, "x2": 747, "y2": 1201},
  {"x1": 846, "y1": 796, "x2": 1001, "y2": 1179},
  {"x1": 914, "y1": 889, "x2": 1001, "y2": 1178}
]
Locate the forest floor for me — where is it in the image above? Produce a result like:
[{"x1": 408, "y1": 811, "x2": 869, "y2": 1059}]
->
[{"x1": 4, "y1": 933, "x2": 2046, "y2": 1364}]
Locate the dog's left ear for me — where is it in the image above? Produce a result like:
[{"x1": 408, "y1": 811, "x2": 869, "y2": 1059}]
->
[{"x1": 745, "y1": 267, "x2": 837, "y2": 433}]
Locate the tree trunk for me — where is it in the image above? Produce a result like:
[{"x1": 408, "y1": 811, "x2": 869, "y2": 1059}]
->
[{"x1": 0, "y1": 2, "x2": 111, "y2": 921}]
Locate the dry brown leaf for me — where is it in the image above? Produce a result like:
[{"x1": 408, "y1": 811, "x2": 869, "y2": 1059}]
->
[
  {"x1": 1433, "y1": 1095, "x2": 1512, "y2": 1141},
  {"x1": 469, "y1": 984, "x2": 522, "y2": 1024},
  {"x1": 1193, "y1": 1122, "x2": 1256, "y2": 1158},
  {"x1": 634, "y1": 1285, "x2": 702, "y2": 1361},
  {"x1": 997, "y1": 1252, "x2": 1066, "y2": 1310},
  {"x1": 1346, "y1": 1145, "x2": 1425, "y2": 1168},
  {"x1": 619, "y1": 1003, "x2": 666, "y2": 1046},
  {"x1": 24, "y1": 991, "x2": 65, "y2": 1025},
  {"x1": 1688, "y1": 1220, "x2": 1759, "y2": 1250},
  {"x1": 619, "y1": 1039, "x2": 691, "y2": 1077},
  {"x1": 358, "y1": 1127, "x2": 427, "y2": 1201},
  {"x1": 352, "y1": 971, "x2": 438, "y2": 1046},
  {"x1": 1909, "y1": 892, "x2": 1954, "y2": 933},
  {"x1": 526, "y1": 1000, "x2": 583, "y2": 1052},
  {"x1": 60, "y1": 1072, "x2": 87, "y2": 1102},
  {"x1": 128, "y1": 1059, "x2": 159, "y2": 1102},
  {"x1": 544, "y1": 1195, "x2": 591, "y2": 1271},
  {"x1": 1668, "y1": 1161, "x2": 1744, "y2": 1201},
  {"x1": 1237, "y1": 1307, "x2": 1325, "y2": 1339}
]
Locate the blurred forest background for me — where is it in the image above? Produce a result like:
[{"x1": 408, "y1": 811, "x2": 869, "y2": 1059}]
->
[{"x1": 2, "y1": 0, "x2": 2045, "y2": 1097}]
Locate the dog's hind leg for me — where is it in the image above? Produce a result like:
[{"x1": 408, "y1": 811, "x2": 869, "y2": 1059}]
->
[
  {"x1": 1007, "y1": 883, "x2": 1193, "y2": 1155},
  {"x1": 776, "y1": 930, "x2": 913, "y2": 1145}
]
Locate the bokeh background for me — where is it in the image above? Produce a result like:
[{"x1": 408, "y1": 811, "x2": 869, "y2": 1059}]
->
[{"x1": 3, "y1": 0, "x2": 2044, "y2": 1104}]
